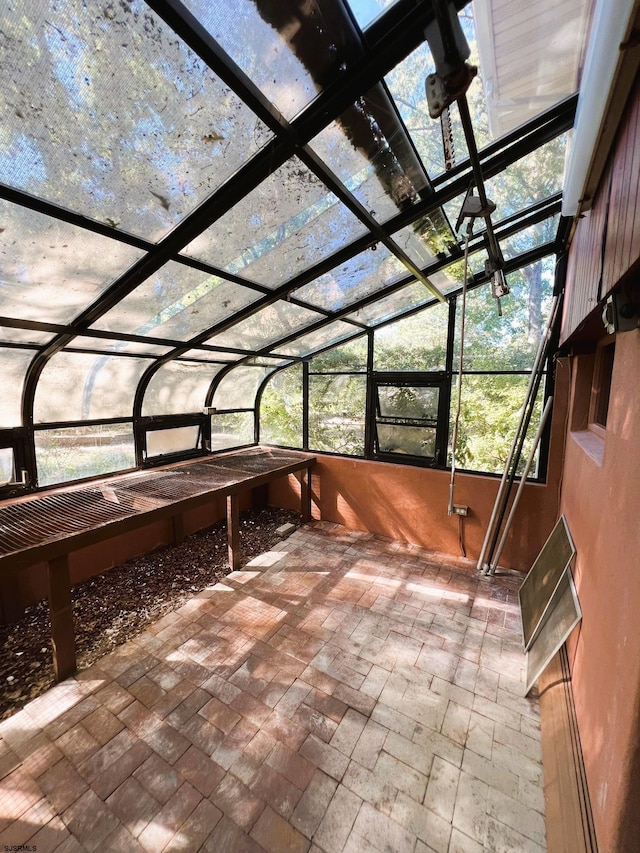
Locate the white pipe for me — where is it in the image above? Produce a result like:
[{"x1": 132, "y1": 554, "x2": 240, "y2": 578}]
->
[
  {"x1": 488, "y1": 396, "x2": 554, "y2": 574},
  {"x1": 476, "y1": 295, "x2": 559, "y2": 571},
  {"x1": 562, "y1": 0, "x2": 640, "y2": 216}
]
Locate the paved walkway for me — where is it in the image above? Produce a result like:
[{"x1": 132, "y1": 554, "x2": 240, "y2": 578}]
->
[{"x1": 0, "y1": 522, "x2": 546, "y2": 852}]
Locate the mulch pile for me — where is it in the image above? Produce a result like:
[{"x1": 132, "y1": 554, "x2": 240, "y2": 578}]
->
[{"x1": 0, "y1": 506, "x2": 300, "y2": 722}]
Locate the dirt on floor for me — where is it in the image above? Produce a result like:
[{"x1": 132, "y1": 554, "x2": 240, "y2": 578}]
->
[{"x1": 0, "y1": 506, "x2": 301, "y2": 722}]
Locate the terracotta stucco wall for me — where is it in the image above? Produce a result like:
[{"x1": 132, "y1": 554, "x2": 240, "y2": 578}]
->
[
  {"x1": 268, "y1": 359, "x2": 569, "y2": 572},
  {"x1": 562, "y1": 330, "x2": 640, "y2": 853}
]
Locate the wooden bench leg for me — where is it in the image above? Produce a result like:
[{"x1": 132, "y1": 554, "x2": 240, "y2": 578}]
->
[
  {"x1": 172, "y1": 513, "x2": 185, "y2": 545},
  {"x1": 48, "y1": 555, "x2": 76, "y2": 682},
  {"x1": 298, "y1": 467, "x2": 312, "y2": 522},
  {"x1": 227, "y1": 493, "x2": 240, "y2": 572}
]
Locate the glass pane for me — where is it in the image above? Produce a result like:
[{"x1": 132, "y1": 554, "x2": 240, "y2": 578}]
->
[
  {"x1": 92, "y1": 261, "x2": 261, "y2": 341},
  {"x1": 210, "y1": 412, "x2": 254, "y2": 451},
  {"x1": 293, "y1": 246, "x2": 407, "y2": 312},
  {"x1": 142, "y1": 361, "x2": 224, "y2": 416},
  {"x1": 179, "y1": 351, "x2": 241, "y2": 363},
  {"x1": 182, "y1": 156, "x2": 367, "y2": 287},
  {"x1": 374, "y1": 301, "x2": 449, "y2": 371},
  {"x1": 34, "y1": 353, "x2": 151, "y2": 423},
  {"x1": 484, "y1": 137, "x2": 567, "y2": 220},
  {"x1": 244, "y1": 356, "x2": 294, "y2": 367},
  {"x1": 393, "y1": 219, "x2": 458, "y2": 282},
  {"x1": 309, "y1": 374, "x2": 366, "y2": 456},
  {"x1": 452, "y1": 374, "x2": 544, "y2": 476},
  {"x1": 386, "y1": 44, "x2": 473, "y2": 177},
  {"x1": 378, "y1": 385, "x2": 439, "y2": 420},
  {"x1": 454, "y1": 257, "x2": 555, "y2": 371},
  {"x1": 260, "y1": 365, "x2": 303, "y2": 448},
  {"x1": 346, "y1": 1, "x2": 400, "y2": 32},
  {"x1": 0, "y1": 200, "x2": 143, "y2": 325},
  {"x1": 0, "y1": 448, "x2": 15, "y2": 485},
  {"x1": 146, "y1": 426, "x2": 201, "y2": 458},
  {"x1": 36, "y1": 425, "x2": 135, "y2": 486},
  {"x1": 212, "y1": 366, "x2": 277, "y2": 410},
  {"x1": 309, "y1": 85, "x2": 430, "y2": 224},
  {"x1": 1, "y1": 3, "x2": 271, "y2": 240},
  {"x1": 346, "y1": 282, "x2": 431, "y2": 326},
  {"x1": 377, "y1": 423, "x2": 436, "y2": 457},
  {"x1": 275, "y1": 321, "x2": 357, "y2": 357},
  {"x1": 65, "y1": 337, "x2": 171, "y2": 357},
  {"x1": 206, "y1": 302, "x2": 323, "y2": 351},
  {"x1": 0, "y1": 348, "x2": 36, "y2": 427},
  {"x1": 310, "y1": 337, "x2": 368, "y2": 372},
  {"x1": 0, "y1": 326, "x2": 54, "y2": 346},
  {"x1": 183, "y1": 0, "x2": 354, "y2": 120},
  {"x1": 431, "y1": 246, "x2": 490, "y2": 297},
  {"x1": 501, "y1": 215, "x2": 560, "y2": 261}
]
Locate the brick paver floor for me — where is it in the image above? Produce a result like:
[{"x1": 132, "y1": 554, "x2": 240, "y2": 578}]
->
[{"x1": 0, "y1": 522, "x2": 546, "y2": 852}]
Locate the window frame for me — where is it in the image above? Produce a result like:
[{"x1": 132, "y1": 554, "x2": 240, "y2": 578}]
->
[{"x1": 370, "y1": 371, "x2": 450, "y2": 467}]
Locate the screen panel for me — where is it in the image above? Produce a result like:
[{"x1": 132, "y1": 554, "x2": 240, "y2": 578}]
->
[
  {"x1": 519, "y1": 515, "x2": 576, "y2": 649},
  {"x1": 525, "y1": 569, "x2": 581, "y2": 696}
]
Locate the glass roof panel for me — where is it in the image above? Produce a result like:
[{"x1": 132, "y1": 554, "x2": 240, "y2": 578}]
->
[
  {"x1": 309, "y1": 86, "x2": 430, "y2": 224},
  {"x1": 205, "y1": 302, "x2": 324, "y2": 351},
  {"x1": 143, "y1": 360, "x2": 224, "y2": 416},
  {"x1": 275, "y1": 321, "x2": 358, "y2": 357},
  {"x1": 34, "y1": 353, "x2": 151, "y2": 423},
  {"x1": 182, "y1": 156, "x2": 368, "y2": 287},
  {"x1": 1, "y1": 1, "x2": 271, "y2": 241},
  {"x1": 178, "y1": 350, "x2": 242, "y2": 363},
  {"x1": 92, "y1": 261, "x2": 261, "y2": 341},
  {"x1": 0, "y1": 199, "x2": 143, "y2": 325},
  {"x1": 293, "y1": 245, "x2": 406, "y2": 312},
  {"x1": 212, "y1": 366, "x2": 277, "y2": 410},
  {"x1": 64, "y1": 337, "x2": 171, "y2": 357},
  {"x1": 0, "y1": 347, "x2": 35, "y2": 427},
  {"x1": 346, "y1": 0, "x2": 399, "y2": 30},
  {"x1": 346, "y1": 282, "x2": 432, "y2": 326},
  {"x1": 0, "y1": 326, "x2": 53, "y2": 346},
  {"x1": 393, "y1": 214, "x2": 457, "y2": 272},
  {"x1": 484, "y1": 137, "x2": 567, "y2": 220},
  {"x1": 501, "y1": 215, "x2": 560, "y2": 261},
  {"x1": 183, "y1": 0, "x2": 358, "y2": 120},
  {"x1": 386, "y1": 44, "x2": 471, "y2": 179}
]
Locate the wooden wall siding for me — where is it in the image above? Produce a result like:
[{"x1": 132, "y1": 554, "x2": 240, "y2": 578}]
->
[{"x1": 562, "y1": 78, "x2": 640, "y2": 343}]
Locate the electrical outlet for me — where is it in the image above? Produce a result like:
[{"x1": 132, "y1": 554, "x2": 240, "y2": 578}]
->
[{"x1": 452, "y1": 505, "x2": 468, "y2": 516}]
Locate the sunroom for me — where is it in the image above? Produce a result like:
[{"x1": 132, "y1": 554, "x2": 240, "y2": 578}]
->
[{"x1": 1, "y1": 0, "x2": 639, "y2": 851}]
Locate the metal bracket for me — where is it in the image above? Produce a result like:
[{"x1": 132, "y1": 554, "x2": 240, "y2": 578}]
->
[{"x1": 425, "y1": 63, "x2": 477, "y2": 119}]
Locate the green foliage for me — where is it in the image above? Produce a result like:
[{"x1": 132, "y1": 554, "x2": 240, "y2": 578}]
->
[
  {"x1": 260, "y1": 366, "x2": 303, "y2": 447},
  {"x1": 452, "y1": 375, "x2": 544, "y2": 475},
  {"x1": 309, "y1": 375, "x2": 366, "y2": 455},
  {"x1": 374, "y1": 301, "x2": 449, "y2": 371}
]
